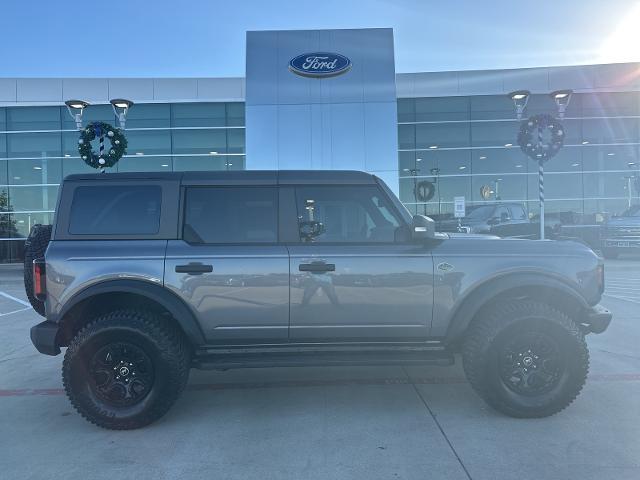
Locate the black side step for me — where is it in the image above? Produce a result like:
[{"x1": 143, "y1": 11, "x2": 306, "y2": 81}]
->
[{"x1": 193, "y1": 349, "x2": 455, "y2": 370}]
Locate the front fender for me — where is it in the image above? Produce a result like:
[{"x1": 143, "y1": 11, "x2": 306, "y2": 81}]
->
[{"x1": 443, "y1": 272, "x2": 590, "y2": 342}]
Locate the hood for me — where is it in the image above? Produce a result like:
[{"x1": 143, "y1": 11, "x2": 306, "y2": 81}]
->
[
  {"x1": 438, "y1": 235, "x2": 597, "y2": 257},
  {"x1": 439, "y1": 217, "x2": 487, "y2": 226},
  {"x1": 607, "y1": 216, "x2": 640, "y2": 226},
  {"x1": 446, "y1": 232, "x2": 500, "y2": 239}
]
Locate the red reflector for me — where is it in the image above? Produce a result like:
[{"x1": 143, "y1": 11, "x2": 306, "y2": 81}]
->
[{"x1": 33, "y1": 262, "x2": 44, "y2": 297}]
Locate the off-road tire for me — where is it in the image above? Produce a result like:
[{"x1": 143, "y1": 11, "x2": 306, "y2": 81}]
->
[
  {"x1": 62, "y1": 309, "x2": 191, "y2": 430},
  {"x1": 462, "y1": 300, "x2": 589, "y2": 418},
  {"x1": 601, "y1": 248, "x2": 619, "y2": 260},
  {"x1": 23, "y1": 224, "x2": 52, "y2": 317}
]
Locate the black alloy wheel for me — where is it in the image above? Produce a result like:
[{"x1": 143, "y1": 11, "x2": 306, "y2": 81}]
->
[
  {"x1": 89, "y1": 342, "x2": 155, "y2": 407},
  {"x1": 497, "y1": 330, "x2": 564, "y2": 396},
  {"x1": 63, "y1": 309, "x2": 190, "y2": 430}
]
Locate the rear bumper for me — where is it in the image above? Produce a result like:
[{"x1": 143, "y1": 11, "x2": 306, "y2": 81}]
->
[
  {"x1": 582, "y1": 304, "x2": 612, "y2": 334},
  {"x1": 30, "y1": 321, "x2": 61, "y2": 356}
]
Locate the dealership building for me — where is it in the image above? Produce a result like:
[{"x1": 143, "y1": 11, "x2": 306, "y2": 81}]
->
[{"x1": 0, "y1": 28, "x2": 639, "y2": 262}]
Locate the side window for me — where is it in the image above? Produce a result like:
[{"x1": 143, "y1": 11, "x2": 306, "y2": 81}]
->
[
  {"x1": 183, "y1": 187, "x2": 277, "y2": 244},
  {"x1": 69, "y1": 185, "x2": 161, "y2": 235},
  {"x1": 510, "y1": 205, "x2": 527, "y2": 220},
  {"x1": 295, "y1": 185, "x2": 402, "y2": 243},
  {"x1": 494, "y1": 206, "x2": 511, "y2": 221}
]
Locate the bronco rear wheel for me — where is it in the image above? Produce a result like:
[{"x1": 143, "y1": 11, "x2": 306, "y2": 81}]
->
[
  {"x1": 62, "y1": 309, "x2": 191, "y2": 429},
  {"x1": 462, "y1": 300, "x2": 589, "y2": 418}
]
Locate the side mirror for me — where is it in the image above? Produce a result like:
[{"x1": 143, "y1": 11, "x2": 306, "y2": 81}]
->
[
  {"x1": 412, "y1": 215, "x2": 436, "y2": 240},
  {"x1": 487, "y1": 217, "x2": 500, "y2": 226}
]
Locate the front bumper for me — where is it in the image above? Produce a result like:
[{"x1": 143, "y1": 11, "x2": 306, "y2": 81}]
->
[
  {"x1": 581, "y1": 304, "x2": 612, "y2": 334},
  {"x1": 603, "y1": 238, "x2": 640, "y2": 249},
  {"x1": 30, "y1": 321, "x2": 61, "y2": 356}
]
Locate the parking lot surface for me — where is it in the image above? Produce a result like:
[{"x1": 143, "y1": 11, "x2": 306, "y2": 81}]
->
[{"x1": 0, "y1": 260, "x2": 639, "y2": 480}]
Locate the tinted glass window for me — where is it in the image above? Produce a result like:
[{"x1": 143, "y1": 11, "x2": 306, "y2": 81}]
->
[
  {"x1": 467, "y1": 205, "x2": 494, "y2": 219},
  {"x1": 494, "y1": 206, "x2": 510, "y2": 220},
  {"x1": 184, "y1": 187, "x2": 277, "y2": 243},
  {"x1": 295, "y1": 186, "x2": 402, "y2": 243},
  {"x1": 69, "y1": 185, "x2": 161, "y2": 235},
  {"x1": 510, "y1": 205, "x2": 527, "y2": 220}
]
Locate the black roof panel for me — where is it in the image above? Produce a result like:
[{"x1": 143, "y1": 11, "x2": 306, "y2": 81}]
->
[{"x1": 64, "y1": 170, "x2": 376, "y2": 185}]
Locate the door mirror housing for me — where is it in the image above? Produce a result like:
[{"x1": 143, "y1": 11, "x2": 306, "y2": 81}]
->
[
  {"x1": 412, "y1": 215, "x2": 436, "y2": 240},
  {"x1": 487, "y1": 217, "x2": 500, "y2": 226}
]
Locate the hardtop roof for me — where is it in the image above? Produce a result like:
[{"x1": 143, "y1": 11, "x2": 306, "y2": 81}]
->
[{"x1": 63, "y1": 170, "x2": 378, "y2": 185}]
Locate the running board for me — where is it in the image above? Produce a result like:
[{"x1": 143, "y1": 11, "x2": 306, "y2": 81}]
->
[{"x1": 193, "y1": 349, "x2": 454, "y2": 370}]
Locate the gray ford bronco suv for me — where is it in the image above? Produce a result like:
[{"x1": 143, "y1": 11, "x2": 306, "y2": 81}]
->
[{"x1": 27, "y1": 170, "x2": 611, "y2": 429}]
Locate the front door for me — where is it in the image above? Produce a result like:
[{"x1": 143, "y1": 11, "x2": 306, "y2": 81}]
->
[
  {"x1": 165, "y1": 185, "x2": 289, "y2": 344},
  {"x1": 287, "y1": 184, "x2": 434, "y2": 342}
]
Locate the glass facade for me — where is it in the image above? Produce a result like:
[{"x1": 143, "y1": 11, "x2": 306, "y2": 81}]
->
[
  {"x1": 398, "y1": 92, "x2": 640, "y2": 225},
  {"x1": 0, "y1": 102, "x2": 244, "y2": 262},
  {"x1": 2, "y1": 90, "x2": 640, "y2": 262}
]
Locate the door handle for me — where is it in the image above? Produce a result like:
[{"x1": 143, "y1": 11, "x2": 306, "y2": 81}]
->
[
  {"x1": 175, "y1": 263, "x2": 213, "y2": 275},
  {"x1": 299, "y1": 262, "x2": 335, "y2": 273}
]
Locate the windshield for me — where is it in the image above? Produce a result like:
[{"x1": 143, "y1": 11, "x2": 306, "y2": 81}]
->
[{"x1": 465, "y1": 205, "x2": 495, "y2": 219}]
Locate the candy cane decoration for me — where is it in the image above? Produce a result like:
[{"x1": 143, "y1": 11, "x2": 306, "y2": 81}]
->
[
  {"x1": 539, "y1": 160, "x2": 545, "y2": 240},
  {"x1": 537, "y1": 124, "x2": 545, "y2": 240}
]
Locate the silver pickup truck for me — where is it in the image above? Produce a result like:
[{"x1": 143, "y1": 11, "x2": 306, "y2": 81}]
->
[{"x1": 27, "y1": 170, "x2": 611, "y2": 429}]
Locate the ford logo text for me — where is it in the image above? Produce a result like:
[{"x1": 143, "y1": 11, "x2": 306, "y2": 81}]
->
[{"x1": 289, "y1": 52, "x2": 352, "y2": 78}]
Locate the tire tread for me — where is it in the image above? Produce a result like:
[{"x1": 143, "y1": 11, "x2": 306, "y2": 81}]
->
[
  {"x1": 62, "y1": 309, "x2": 190, "y2": 430},
  {"x1": 462, "y1": 300, "x2": 589, "y2": 418}
]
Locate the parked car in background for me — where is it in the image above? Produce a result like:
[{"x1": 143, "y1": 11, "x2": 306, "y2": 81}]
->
[
  {"x1": 437, "y1": 202, "x2": 533, "y2": 237},
  {"x1": 601, "y1": 205, "x2": 640, "y2": 259}
]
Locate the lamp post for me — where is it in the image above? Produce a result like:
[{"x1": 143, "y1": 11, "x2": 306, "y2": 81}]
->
[
  {"x1": 409, "y1": 168, "x2": 420, "y2": 215},
  {"x1": 509, "y1": 90, "x2": 530, "y2": 121},
  {"x1": 550, "y1": 90, "x2": 573, "y2": 120},
  {"x1": 64, "y1": 100, "x2": 90, "y2": 130},
  {"x1": 509, "y1": 90, "x2": 552, "y2": 238},
  {"x1": 430, "y1": 167, "x2": 441, "y2": 216},
  {"x1": 110, "y1": 98, "x2": 134, "y2": 130},
  {"x1": 509, "y1": 90, "x2": 571, "y2": 240}
]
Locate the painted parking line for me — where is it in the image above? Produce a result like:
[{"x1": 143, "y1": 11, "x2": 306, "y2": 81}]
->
[
  {"x1": 0, "y1": 291, "x2": 31, "y2": 308},
  {"x1": 604, "y1": 293, "x2": 640, "y2": 305},
  {"x1": 0, "y1": 307, "x2": 32, "y2": 317},
  {"x1": 1, "y1": 373, "x2": 639, "y2": 397}
]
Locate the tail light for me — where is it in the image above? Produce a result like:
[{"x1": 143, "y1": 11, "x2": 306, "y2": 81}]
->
[
  {"x1": 596, "y1": 264, "x2": 605, "y2": 295},
  {"x1": 33, "y1": 258, "x2": 46, "y2": 301}
]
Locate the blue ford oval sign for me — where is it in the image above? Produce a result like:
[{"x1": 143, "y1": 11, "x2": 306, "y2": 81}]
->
[{"x1": 289, "y1": 52, "x2": 352, "y2": 78}]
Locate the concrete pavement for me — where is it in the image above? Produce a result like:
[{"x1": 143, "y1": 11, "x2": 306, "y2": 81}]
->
[{"x1": 0, "y1": 262, "x2": 638, "y2": 480}]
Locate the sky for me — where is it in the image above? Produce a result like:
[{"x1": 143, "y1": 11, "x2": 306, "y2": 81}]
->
[{"x1": 1, "y1": 0, "x2": 639, "y2": 77}]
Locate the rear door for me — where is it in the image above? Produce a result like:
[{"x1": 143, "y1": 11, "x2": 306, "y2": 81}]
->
[{"x1": 164, "y1": 181, "x2": 289, "y2": 344}]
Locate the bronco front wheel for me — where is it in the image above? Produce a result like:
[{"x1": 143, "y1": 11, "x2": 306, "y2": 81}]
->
[
  {"x1": 62, "y1": 309, "x2": 190, "y2": 429},
  {"x1": 462, "y1": 300, "x2": 589, "y2": 418}
]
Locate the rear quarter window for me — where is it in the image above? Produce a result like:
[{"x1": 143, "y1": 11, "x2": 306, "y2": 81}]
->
[{"x1": 68, "y1": 185, "x2": 162, "y2": 235}]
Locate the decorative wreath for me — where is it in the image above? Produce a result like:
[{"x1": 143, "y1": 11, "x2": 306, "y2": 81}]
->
[
  {"x1": 517, "y1": 114, "x2": 565, "y2": 163},
  {"x1": 415, "y1": 180, "x2": 436, "y2": 202},
  {"x1": 78, "y1": 122, "x2": 128, "y2": 169}
]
